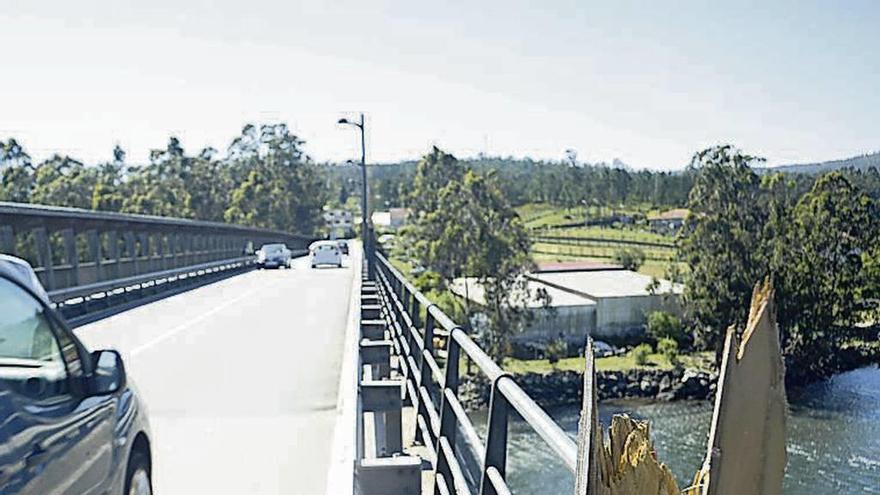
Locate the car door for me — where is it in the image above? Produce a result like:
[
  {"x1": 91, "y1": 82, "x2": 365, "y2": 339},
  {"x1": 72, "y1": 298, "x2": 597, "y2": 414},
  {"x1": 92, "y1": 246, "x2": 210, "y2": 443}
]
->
[{"x1": 0, "y1": 276, "x2": 113, "y2": 494}]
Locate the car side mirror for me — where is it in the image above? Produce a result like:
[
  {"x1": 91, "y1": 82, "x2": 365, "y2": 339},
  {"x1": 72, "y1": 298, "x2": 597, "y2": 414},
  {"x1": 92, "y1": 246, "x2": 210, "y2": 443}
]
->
[{"x1": 90, "y1": 350, "x2": 126, "y2": 395}]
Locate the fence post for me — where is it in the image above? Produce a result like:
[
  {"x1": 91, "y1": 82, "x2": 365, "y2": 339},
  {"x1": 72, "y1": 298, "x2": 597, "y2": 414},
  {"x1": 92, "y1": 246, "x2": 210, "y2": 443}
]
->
[{"x1": 573, "y1": 339, "x2": 600, "y2": 495}]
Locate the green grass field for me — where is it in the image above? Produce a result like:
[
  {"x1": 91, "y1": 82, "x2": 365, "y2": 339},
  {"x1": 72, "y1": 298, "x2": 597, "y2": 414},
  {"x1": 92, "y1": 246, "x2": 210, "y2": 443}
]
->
[
  {"x1": 515, "y1": 203, "x2": 669, "y2": 230},
  {"x1": 515, "y1": 202, "x2": 684, "y2": 279},
  {"x1": 516, "y1": 203, "x2": 560, "y2": 224}
]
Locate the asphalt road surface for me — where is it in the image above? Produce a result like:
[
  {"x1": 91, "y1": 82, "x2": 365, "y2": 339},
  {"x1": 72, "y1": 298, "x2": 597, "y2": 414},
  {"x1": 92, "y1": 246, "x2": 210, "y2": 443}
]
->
[{"x1": 75, "y1": 254, "x2": 354, "y2": 494}]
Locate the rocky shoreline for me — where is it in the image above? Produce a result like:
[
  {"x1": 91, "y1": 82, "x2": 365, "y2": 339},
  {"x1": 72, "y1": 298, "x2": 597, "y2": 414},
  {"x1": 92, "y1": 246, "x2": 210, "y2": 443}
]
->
[{"x1": 459, "y1": 367, "x2": 718, "y2": 411}]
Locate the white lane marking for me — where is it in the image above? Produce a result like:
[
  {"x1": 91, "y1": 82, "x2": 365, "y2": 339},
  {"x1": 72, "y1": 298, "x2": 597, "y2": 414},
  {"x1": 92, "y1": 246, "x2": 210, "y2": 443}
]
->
[{"x1": 130, "y1": 286, "x2": 260, "y2": 357}]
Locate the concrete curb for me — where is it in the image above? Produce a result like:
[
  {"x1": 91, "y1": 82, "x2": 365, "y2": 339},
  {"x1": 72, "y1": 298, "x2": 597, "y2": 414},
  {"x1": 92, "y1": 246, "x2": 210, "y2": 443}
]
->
[{"x1": 325, "y1": 245, "x2": 362, "y2": 495}]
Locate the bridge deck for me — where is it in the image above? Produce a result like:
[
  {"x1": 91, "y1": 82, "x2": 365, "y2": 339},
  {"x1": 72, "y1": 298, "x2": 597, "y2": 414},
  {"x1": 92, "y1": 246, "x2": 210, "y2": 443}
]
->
[{"x1": 75, "y1": 254, "x2": 354, "y2": 494}]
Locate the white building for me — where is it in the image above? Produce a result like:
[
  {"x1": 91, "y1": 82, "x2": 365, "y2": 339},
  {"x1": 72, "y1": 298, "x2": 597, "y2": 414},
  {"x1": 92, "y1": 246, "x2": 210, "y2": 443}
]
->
[
  {"x1": 452, "y1": 266, "x2": 682, "y2": 346},
  {"x1": 371, "y1": 208, "x2": 409, "y2": 230},
  {"x1": 324, "y1": 209, "x2": 354, "y2": 239}
]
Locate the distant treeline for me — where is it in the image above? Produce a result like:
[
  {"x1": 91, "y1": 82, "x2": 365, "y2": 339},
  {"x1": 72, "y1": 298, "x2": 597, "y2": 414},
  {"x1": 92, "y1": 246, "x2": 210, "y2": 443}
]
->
[
  {"x1": 0, "y1": 124, "x2": 328, "y2": 235},
  {"x1": 325, "y1": 154, "x2": 880, "y2": 211},
  {"x1": 4, "y1": 126, "x2": 880, "y2": 234}
]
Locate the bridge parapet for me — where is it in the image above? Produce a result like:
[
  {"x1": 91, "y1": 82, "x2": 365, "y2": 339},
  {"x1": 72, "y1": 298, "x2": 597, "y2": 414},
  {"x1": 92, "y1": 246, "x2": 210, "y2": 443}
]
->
[{"x1": 0, "y1": 201, "x2": 311, "y2": 324}]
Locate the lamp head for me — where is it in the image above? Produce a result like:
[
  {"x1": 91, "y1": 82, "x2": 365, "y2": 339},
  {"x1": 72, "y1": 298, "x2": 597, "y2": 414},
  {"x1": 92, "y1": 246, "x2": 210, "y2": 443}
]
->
[{"x1": 338, "y1": 118, "x2": 350, "y2": 125}]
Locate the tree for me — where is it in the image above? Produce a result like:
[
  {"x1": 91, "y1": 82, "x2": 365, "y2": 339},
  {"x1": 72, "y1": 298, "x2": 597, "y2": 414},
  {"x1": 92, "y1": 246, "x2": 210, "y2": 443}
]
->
[
  {"x1": 0, "y1": 139, "x2": 32, "y2": 170},
  {"x1": 31, "y1": 155, "x2": 97, "y2": 209},
  {"x1": 123, "y1": 137, "x2": 194, "y2": 217},
  {"x1": 407, "y1": 146, "x2": 465, "y2": 215},
  {"x1": 677, "y1": 145, "x2": 767, "y2": 356},
  {"x1": 679, "y1": 147, "x2": 880, "y2": 383},
  {"x1": 188, "y1": 148, "x2": 232, "y2": 222},
  {"x1": 92, "y1": 146, "x2": 127, "y2": 212},
  {"x1": 613, "y1": 247, "x2": 645, "y2": 271},
  {"x1": 771, "y1": 172, "x2": 880, "y2": 383},
  {"x1": 646, "y1": 311, "x2": 685, "y2": 346},
  {"x1": 0, "y1": 139, "x2": 35, "y2": 202},
  {"x1": 0, "y1": 165, "x2": 35, "y2": 203},
  {"x1": 405, "y1": 148, "x2": 546, "y2": 359},
  {"x1": 0, "y1": 127, "x2": 331, "y2": 237},
  {"x1": 224, "y1": 124, "x2": 326, "y2": 234}
]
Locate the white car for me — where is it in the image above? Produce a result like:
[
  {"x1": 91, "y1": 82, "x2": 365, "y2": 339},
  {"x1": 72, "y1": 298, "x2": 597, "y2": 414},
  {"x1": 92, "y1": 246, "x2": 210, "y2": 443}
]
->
[{"x1": 309, "y1": 240, "x2": 342, "y2": 268}]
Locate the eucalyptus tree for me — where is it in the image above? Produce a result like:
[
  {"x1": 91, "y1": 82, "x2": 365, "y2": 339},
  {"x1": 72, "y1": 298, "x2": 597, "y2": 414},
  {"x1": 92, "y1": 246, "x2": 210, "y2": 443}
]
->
[
  {"x1": 771, "y1": 172, "x2": 880, "y2": 383},
  {"x1": 677, "y1": 145, "x2": 767, "y2": 355}
]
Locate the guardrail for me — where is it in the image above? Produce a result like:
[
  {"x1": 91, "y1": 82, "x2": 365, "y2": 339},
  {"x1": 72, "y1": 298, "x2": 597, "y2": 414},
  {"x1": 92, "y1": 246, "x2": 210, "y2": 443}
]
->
[
  {"x1": 1, "y1": 201, "x2": 312, "y2": 325},
  {"x1": 373, "y1": 252, "x2": 581, "y2": 494}
]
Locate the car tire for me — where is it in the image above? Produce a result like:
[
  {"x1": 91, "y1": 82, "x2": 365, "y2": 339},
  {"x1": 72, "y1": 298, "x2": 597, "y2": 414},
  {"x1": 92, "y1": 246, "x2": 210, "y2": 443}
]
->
[
  {"x1": 125, "y1": 450, "x2": 152, "y2": 495},
  {"x1": 311, "y1": 264, "x2": 316, "y2": 269}
]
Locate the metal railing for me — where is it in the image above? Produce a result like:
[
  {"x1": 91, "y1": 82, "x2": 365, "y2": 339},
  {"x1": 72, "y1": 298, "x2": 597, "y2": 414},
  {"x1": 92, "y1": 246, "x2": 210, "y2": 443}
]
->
[
  {"x1": 373, "y1": 252, "x2": 579, "y2": 495},
  {"x1": 1, "y1": 202, "x2": 311, "y2": 325}
]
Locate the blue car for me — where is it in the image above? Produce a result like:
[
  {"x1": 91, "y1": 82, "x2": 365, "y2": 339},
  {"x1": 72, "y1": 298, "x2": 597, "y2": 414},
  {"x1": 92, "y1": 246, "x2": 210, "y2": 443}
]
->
[{"x1": 0, "y1": 256, "x2": 153, "y2": 495}]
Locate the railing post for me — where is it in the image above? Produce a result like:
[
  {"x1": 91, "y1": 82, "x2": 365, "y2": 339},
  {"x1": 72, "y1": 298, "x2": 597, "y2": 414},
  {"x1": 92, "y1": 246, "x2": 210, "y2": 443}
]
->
[
  {"x1": 0, "y1": 225, "x2": 14, "y2": 254},
  {"x1": 33, "y1": 226, "x2": 55, "y2": 290},
  {"x1": 155, "y1": 232, "x2": 166, "y2": 271},
  {"x1": 106, "y1": 230, "x2": 119, "y2": 280},
  {"x1": 87, "y1": 229, "x2": 103, "y2": 281},
  {"x1": 124, "y1": 231, "x2": 137, "y2": 276},
  {"x1": 61, "y1": 228, "x2": 79, "y2": 287},
  {"x1": 480, "y1": 377, "x2": 511, "y2": 495},
  {"x1": 415, "y1": 308, "x2": 436, "y2": 445},
  {"x1": 402, "y1": 284, "x2": 410, "y2": 315},
  {"x1": 138, "y1": 232, "x2": 150, "y2": 271},
  {"x1": 411, "y1": 294, "x2": 421, "y2": 330},
  {"x1": 172, "y1": 233, "x2": 182, "y2": 269},
  {"x1": 434, "y1": 330, "x2": 462, "y2": 493}
]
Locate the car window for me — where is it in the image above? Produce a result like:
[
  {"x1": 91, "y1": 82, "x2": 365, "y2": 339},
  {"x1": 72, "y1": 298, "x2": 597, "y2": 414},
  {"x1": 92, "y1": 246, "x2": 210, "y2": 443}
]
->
[{"x1": 0, "y1": 277, "x2": 72, "y2": 402}]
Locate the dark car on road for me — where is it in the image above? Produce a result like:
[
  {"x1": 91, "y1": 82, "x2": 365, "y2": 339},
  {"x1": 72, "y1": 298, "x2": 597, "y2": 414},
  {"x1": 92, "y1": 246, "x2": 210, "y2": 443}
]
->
[
  {"x1": 336, "y1": 240, "x2": 349, "y2": 255},
  {"x1": 0, "y1": 255, "x2": 153, "y2": 495},
  {"x1": 256, "y1": 243, "x2": 292, "y2": 269}
]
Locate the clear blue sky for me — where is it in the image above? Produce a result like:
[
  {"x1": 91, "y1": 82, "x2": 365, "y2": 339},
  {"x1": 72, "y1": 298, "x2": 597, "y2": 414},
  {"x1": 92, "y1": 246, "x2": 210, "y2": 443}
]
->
[{"x1": 1, "y1": 0, "x2": 878, "y2": 169}]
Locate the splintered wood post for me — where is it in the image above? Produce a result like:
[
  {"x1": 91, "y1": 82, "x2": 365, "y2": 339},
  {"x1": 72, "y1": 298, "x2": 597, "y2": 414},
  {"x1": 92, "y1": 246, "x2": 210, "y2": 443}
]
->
[
  {"x1": 694, "y1": 278, "x2": 787, "y2": 495},
  {"x1": 575, "y1": 339, "x2": 680, "y2": 495},
  {"x1": 574, "y1": 338, "x2": 600, "y2": 495}
]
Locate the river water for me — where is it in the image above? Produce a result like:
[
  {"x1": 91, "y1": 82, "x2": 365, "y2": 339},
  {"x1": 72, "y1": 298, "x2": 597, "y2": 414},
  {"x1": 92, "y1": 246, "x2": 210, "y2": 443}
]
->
[{"x1": 469, "y1": 366, "x2": 880, "y2": 494}]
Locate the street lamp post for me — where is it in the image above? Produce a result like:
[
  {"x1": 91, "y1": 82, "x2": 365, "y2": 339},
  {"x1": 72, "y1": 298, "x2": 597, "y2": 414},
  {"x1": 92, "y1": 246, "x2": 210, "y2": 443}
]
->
[{"x1": 338, "y1": 113, "x2": 374, "y2": 278}]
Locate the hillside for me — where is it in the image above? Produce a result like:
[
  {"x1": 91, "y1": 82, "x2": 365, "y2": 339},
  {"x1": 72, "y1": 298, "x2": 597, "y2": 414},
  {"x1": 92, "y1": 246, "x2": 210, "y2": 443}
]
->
[{"x1": 768, "y1": 151, "x2": 880, "y2": 174}]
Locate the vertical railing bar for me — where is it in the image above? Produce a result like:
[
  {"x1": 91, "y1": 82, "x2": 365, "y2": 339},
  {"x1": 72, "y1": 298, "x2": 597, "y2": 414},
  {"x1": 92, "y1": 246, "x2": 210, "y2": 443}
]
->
[
  {"x1": 480, "y1": 375, "x2": 511, "y2": 495},
  {"x1": 415, "y1": 308, "x2": 437, "y2": 445}
]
